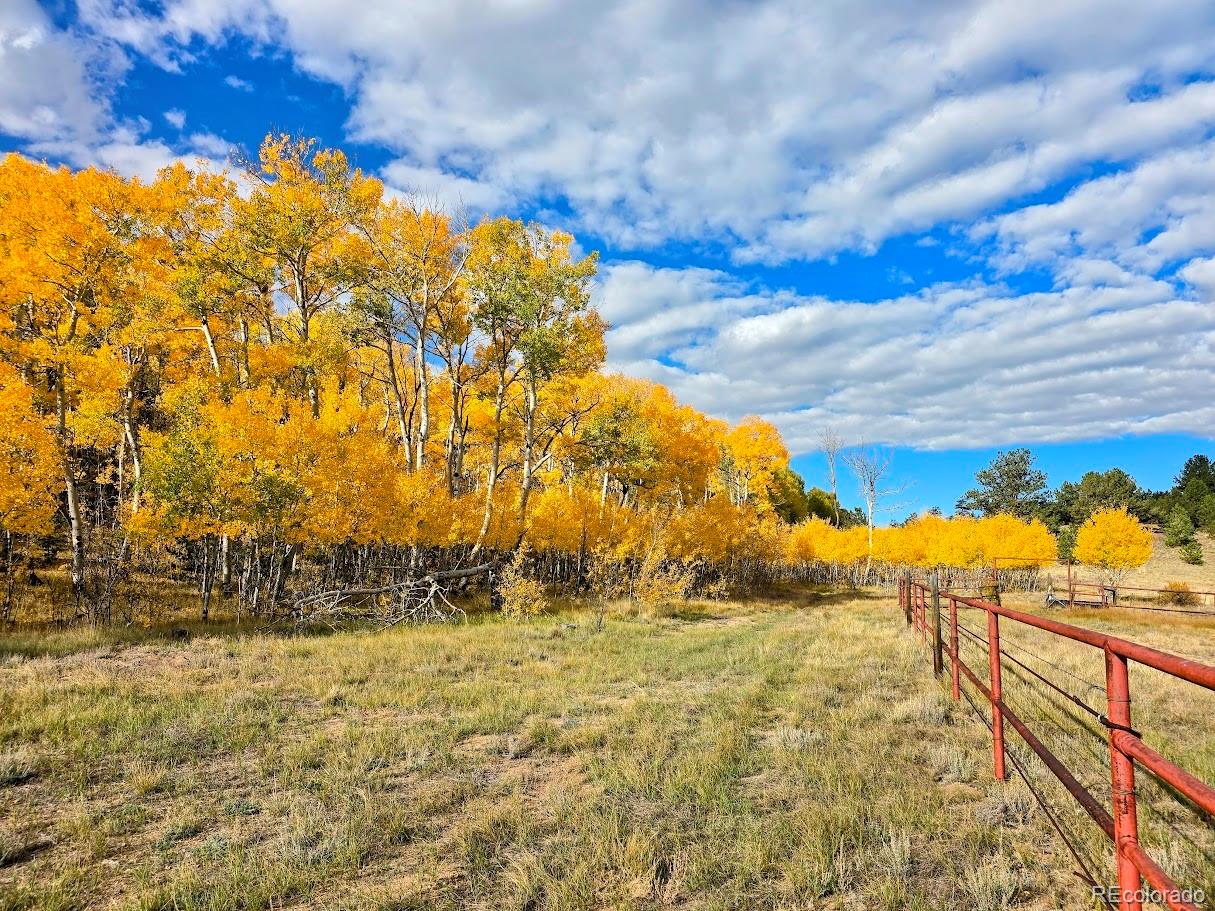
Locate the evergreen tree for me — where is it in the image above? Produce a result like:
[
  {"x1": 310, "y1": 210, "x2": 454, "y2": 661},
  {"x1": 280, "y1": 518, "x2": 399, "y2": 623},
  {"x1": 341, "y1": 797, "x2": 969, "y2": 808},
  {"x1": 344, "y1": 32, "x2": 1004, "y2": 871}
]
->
[
  {"x1": 1164, "y1": 505, "x2": 1196, "y2": 548},
  {"x1": 1196, "y1": 494, "x2": 1215, "y2": 535},
  {"x1": 955, "y1": 449, "x2": 1048, "y2": 520},
  {"x1": 1056, "y1": 525, "x2": 1077, "y2": 563}
]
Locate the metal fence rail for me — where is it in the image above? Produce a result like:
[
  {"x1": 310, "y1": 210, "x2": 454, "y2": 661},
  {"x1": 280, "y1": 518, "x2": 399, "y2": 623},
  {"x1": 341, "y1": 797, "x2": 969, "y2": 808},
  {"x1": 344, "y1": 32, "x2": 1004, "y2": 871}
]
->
[{"x1": 900, "y1": 577, "x2": 1215, "y2": 911}]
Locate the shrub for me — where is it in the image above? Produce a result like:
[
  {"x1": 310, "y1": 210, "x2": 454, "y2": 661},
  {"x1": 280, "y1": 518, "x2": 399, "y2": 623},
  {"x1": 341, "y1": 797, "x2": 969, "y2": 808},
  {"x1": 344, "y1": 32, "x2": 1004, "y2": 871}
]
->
[
  {"x1": 1179, "y1": 540, "x2": 1204, "y2": 566},
  {"x1": 631, "y1": 548, "x2": 693, "y2": 616},
  {"x1": 961, "y1": 861, "x2": 1025, "y2": 911},
  {"x1": 496, "y1": 550, "x2": 547, "y2": 620},
  {"x1": 1161, "y1": 582, "x2": 1198, "y2": 606}
]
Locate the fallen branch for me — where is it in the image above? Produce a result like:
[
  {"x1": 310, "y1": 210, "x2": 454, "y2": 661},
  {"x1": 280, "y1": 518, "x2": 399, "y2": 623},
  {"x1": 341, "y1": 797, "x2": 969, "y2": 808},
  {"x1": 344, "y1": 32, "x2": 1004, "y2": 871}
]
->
[{"x1": 291, "y1": 563, "x2": 494, "y2": 627}]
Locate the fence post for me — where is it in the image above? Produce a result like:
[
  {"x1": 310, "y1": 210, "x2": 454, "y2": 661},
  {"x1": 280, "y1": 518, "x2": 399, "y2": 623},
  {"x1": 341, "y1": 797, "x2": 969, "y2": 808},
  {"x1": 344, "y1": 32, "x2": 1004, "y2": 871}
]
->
[
  {"x1": 1105, "y1": 649, "x2": 1143, "y2": 910},
  {"x1": 918, "y1": 587, "x2": 926, "y2": 643},
  {"x1": 987, "y1": 609, "x2": 1007, "y2": 780},
  {"x1": 931, "y1": 569, "x2": 943, "y2": 677},
  {"x1": 949, "y1": 596, "x2": 960, "y2": 701},
  {"x1": 902, "y1": 574, "x2": 911, "y2": 626}
]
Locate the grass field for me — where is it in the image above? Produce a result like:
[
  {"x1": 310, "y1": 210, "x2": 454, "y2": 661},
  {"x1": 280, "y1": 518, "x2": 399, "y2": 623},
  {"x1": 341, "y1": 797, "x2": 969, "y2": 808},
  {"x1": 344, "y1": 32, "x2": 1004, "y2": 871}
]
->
[{"x1": 1, "y1": 587, "x2": 1211, "y2": 910}]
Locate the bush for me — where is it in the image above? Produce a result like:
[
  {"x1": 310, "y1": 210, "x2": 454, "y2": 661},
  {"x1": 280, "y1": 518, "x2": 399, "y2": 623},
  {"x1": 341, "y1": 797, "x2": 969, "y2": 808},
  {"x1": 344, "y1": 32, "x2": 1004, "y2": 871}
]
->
[
  {"x1": 1179, "y1": 540, "x2": 1204, "y2": 566},
  {"x1": 496, "y1": 550, "x2": 548, "y2": 620},
  {"x1": 632, "y1": 548, "x2": 694, "y2": 617},
  {"x1": 1161, "y1": 582, "x2": 1198, "y2": 606}
]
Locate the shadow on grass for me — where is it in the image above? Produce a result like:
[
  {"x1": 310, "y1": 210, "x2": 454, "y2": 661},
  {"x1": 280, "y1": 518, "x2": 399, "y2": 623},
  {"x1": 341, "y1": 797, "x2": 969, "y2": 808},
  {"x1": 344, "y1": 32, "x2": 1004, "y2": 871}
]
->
[
  {"x1": 660, "y1": 585, "x2": 888, "y2": 623},
  {"x1": 0, "y1": 616, "x2": 359, "y2": 661},
  {"x1": 0, "y1": 585, "x2": 894, "y2": 660}
]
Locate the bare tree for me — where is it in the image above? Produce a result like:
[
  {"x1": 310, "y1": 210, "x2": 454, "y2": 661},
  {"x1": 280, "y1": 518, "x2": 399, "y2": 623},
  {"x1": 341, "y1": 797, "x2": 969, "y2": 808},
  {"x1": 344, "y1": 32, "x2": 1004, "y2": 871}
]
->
[
  {"x1": 842, "y1": 446, "x2": 901, "y2": 555},
  {"x1": 818, "y1": 427, "x2": 843, "y2": 526}
]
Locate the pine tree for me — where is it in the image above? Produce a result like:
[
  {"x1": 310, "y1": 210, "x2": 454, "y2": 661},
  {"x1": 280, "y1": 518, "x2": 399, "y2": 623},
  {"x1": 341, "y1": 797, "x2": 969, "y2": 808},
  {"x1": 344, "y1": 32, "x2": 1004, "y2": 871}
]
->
[
  {"x1": 1179, "y1": 540, "x2": 1204, "y2": 565},
  {"x1": 1164, "y1": 505, "x2": 1196, "y2": 548}
]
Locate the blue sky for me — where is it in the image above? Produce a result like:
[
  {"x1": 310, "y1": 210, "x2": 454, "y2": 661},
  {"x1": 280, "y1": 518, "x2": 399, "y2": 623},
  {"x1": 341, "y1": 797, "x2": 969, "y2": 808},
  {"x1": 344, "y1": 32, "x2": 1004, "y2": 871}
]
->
[{"x1": 3, "y1": 0, "x2": 1214, "y2": 516}]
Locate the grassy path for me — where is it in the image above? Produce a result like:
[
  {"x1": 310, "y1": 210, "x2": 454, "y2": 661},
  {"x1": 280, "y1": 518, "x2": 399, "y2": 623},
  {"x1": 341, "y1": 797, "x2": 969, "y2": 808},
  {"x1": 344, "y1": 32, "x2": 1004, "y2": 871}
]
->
[{"x1": 1, "y1": 593, "x2": 1082, "y2": 910}]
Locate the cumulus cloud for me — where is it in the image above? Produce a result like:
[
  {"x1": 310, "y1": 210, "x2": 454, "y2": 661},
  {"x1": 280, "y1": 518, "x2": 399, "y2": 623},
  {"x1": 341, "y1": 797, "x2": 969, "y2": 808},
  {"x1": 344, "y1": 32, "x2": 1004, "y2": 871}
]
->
[
  {"x1": 71, "y1": 0, "x2": 1215, "y2": 260},
  {"x1": 1179, "y1": 256, "x2": 1215, "y2": 295},
  {"x1": 598, "y1": 262, "x2": 1215, "y2": 451},
  {"x1": 381, "y1": 161, "x2": 511, "y2": 215},
  {"x1": 0, "y1": 0, "x2": 110, "y2": 143},
  {"x1": 12, "y1": 0, "x2": 1215, "y2": 452},
  {"x1": 978, "y1": 141, "x2": 1215, "y2": 275},
  {"x1": 0, "y1": 2, "x2": 233, "y2": 180}
]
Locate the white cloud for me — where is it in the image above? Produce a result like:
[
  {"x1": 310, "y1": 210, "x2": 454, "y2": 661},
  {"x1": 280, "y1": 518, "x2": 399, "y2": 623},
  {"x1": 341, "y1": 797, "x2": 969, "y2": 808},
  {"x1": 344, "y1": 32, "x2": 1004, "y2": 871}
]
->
[
  {"x1": 978, "y1": 141, "x2": 1215, "y2": 275},
  {"x1": 598, "y1": 262, "x2": 1215, "y2": 451},
  {"x1": 1179, "y1": 255, "x2": 1215, "y2": 296},
  {"x1": 186, "y1": 132, "x2": 233, "y2": 158},
  {"x1": 72, "y1": 0, "x2": 1215, "y2": 261},
  {"x1": 595, "y1": 262, "x2": 766, "y2": 361},
  {"x1": 224, "y1": 75, "x2": 253, "y2": 91},
  {"x1": 0, "y1": 5, "x2": 231, "y2": 180},
  {"x1": 0, "y1": 0, "x2": 110, "y2": 143},
  {"x1": 380, "y1": 160, "x2": 510, "y2": 215},
  {"x1": 26, "y1": 125, "x2": 228, "y2": 182}
]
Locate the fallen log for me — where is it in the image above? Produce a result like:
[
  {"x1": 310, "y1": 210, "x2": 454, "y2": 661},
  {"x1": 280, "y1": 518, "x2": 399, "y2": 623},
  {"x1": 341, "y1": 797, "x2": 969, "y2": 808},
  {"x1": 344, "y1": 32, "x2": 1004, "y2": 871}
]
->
[{"x1": 291, "y1": 562, "x2": 494, "y2": 627}]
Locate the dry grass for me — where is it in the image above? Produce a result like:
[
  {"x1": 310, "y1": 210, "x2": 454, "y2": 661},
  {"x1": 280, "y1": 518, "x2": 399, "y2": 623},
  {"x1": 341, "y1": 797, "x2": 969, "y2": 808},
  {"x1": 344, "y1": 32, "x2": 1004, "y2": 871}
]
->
[
  {"x1": 0, "y1": 587, "x2": 1088, "y2": 911},
  {"x1": 951, "y1": 591, "x2": 1215, "y2": 903},
  {"x1": 2, "y1": 585, "x2": 1211, "y2": 910}
]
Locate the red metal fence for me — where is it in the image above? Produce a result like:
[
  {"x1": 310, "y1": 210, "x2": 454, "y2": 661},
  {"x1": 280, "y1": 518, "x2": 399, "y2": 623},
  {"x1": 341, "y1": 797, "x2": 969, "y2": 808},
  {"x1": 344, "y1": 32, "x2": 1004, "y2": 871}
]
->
[{"x1": 900, "y1": 577, "x2": 1215, "y2": 911}]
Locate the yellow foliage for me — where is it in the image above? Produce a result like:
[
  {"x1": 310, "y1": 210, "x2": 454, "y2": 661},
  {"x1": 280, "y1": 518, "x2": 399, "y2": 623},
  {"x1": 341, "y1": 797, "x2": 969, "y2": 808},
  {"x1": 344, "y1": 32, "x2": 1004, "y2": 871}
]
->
[
  {"x1": 1074, "y1": 508, "x2": 1152, "y2": 582},
  {"x1": 0, "y1": 363, "x2": 59, "y2": 534},
  {"x1": 0, "y1": 135, "x2": 1070, "y2": 596},
  {"x1": 784, "y1": 512, "x2": 1057, "y2": 572},
  {"x1": 497, "y1": 549, "x2": 548, "y2": 620}
]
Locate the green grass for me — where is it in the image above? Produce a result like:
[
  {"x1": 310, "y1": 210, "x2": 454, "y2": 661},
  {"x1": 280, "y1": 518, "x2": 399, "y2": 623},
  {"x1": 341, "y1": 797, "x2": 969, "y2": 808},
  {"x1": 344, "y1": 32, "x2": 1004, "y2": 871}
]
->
[{"x1": 1, "y1": 587, "x2": 1196, "y2": 910}]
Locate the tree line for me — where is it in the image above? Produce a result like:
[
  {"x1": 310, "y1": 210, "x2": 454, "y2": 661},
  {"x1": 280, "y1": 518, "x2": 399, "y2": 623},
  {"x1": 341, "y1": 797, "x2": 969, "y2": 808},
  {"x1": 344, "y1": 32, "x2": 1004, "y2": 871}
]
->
[
  {"x1": 950, "y1": 448, "x2": 1210, "y2": 565},
  {"x1": 0, "y1": 135, "x2": 884, "y2": 625},
  {"x1": 3, "y1": 135, "x2": 1162, "y2": 626}
]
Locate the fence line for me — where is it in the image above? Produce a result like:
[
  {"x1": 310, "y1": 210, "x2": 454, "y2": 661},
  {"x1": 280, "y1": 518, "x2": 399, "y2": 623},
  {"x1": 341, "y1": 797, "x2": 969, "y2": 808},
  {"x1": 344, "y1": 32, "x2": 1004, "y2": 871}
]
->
[
  {"x1": 1041, "y1": 571, "x2": 1215, "y2": 615},
  {"x1": 900, "y1": 577, "x2": 1215, "y2": 911}
]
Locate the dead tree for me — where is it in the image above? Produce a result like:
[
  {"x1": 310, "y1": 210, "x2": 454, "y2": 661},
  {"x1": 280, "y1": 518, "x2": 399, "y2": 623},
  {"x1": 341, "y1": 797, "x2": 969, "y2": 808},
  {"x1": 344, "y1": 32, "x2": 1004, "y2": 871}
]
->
[
  {"x1": 817, "y1": 426, "x2": 844, "y2": 526},
  {"x1": 290, "y1": 562, "x2": 494, "y2": 627}
]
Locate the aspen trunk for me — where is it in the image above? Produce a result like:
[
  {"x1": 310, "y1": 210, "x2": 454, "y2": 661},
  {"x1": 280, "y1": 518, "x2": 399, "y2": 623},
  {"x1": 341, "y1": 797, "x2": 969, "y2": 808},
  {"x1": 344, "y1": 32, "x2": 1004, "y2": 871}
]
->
[
  {"x1": 238, "y1": 317, "x2": 251, "y2": 386},
  {"x1": 200, "y1": 317, "x2": 222, "y2": 378},
  {"x1": 56, "y1": 374, "x2": 86, "y2": 597},
  {"x1": 516, "y1": 374, "x2": 538, "y2": 547},
  {"x1": 445, "y1": 368, "x2": 466, "y2": 495},
  {"x1": 385, "y1": 335, "x2": 412, "y2": 460},
  {"x1": 122, "y1": 389, "x2": 142, "y2": 513},
  {"x1": 414, "y1": 328, "x2": 429, "y2": 471},
  {"x1": 471, "y1": 372, "x2": 506, "y2": 556}
]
